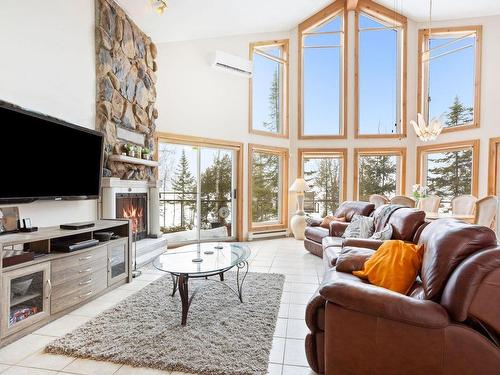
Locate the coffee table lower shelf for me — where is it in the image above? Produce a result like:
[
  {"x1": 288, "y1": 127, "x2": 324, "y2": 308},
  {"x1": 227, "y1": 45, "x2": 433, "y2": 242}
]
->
[{"x1": 170, "y1": 262, "x2": 249, "y2": 325}]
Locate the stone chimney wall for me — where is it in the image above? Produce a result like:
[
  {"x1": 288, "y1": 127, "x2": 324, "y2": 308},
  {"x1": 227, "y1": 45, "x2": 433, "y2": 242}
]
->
[{"x1": 95, "y1": 0, "x2": 158, "y2": 181}]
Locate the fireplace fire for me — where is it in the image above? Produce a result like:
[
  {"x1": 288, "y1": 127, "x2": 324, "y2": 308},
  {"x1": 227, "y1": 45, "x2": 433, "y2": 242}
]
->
[{"x1": 116, "y1": 193, "x2": 148, "y2": 240}]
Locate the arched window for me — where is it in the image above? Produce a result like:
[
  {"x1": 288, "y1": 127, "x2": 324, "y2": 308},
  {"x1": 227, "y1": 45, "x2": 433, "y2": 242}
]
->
[
  {"x1": 299, "y1": 1, "x2": 346, "y2": 139},
  {"x1": 355, "y1": 2, "x2": 407, "y2": 137},
  {"x1": 418, "y1": 26, "x2": 481, "y2": 132}
]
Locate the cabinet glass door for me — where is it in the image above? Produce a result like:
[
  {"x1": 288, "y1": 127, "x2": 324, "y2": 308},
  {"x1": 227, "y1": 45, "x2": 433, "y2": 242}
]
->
[
  {"x1": 108, "y1": 240, "x2": 127, "y2": 285},
  {"x1": 2, "y1": 263, "x2": 50, "y2": 337}
]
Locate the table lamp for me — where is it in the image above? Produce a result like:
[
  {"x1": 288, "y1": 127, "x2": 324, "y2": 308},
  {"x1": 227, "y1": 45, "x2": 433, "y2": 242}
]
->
[{"x1": 289, "y1": 178, "x2": 308, "y2": 239}]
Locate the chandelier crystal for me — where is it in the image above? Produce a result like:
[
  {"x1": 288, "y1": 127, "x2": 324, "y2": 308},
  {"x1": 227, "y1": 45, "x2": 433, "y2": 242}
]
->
[
  {"x1": 410, "y1": 113, "x2": 443, "y2": 142},
  {"x1": 149, "y1": 0, "x2": 167, "y2": 14}
]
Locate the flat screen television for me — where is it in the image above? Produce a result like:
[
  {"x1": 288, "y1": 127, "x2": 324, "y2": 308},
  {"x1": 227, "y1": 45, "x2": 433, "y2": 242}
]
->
[{"x1": 0, "y1": 101, "x2": 104, "y2": 203}]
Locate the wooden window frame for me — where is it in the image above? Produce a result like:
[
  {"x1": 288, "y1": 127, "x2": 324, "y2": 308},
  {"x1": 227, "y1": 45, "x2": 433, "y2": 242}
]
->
[
  {"x1": 353, "y1": 147, "x2": 407, "y2": 200},
  {"x1": 418, "y1": 26, "x2": 482, "y2": 134},
  {"x1": 248, "y1": 144, "x2": 289, "y2": 232},
  {"x1": 155, "y1": 132, "x2": 244, "y2": 241},
  {"x1": 416, "y1": 140, "x2": 480, "y2": 197},
  {"x1": 354, "y1": 0, "x2": 408, "y2": 139},
  {"x1": 298, "y1": 0, "x2": 347, "y2": 140},
  {"x1": 249, "y1": 39, "x2": 289, "y2": 138},
  {"x1": 297, "y1": 148, "x2": 348, "y2": 204},
  {"x1": 488, "y1": 137, "x2": 500, "y2": 195}
]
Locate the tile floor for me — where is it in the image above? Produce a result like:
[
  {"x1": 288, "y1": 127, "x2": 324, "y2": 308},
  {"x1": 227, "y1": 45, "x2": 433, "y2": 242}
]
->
[{"x1": 0, "y1": 238, "x2": 321, "y2": 375}]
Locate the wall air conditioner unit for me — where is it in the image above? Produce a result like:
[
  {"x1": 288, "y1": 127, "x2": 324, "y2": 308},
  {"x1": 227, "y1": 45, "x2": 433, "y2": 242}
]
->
[
  {"x1": 248, "y1": 229, "x2": 288, "y2": 241},
  {"x1": 212, "y1": 50, "x2": 252, "y2": 78}
]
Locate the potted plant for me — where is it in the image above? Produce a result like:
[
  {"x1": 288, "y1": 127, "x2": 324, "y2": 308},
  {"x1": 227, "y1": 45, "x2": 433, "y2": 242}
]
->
[
  {"x1": 142, "y1": 147, "x2": 151, "y2": 160},
  {"x1": 123, "y1": 144, "x2": 135, "y2": 158},
  {"x1": 412, "y1": 184, "x2": 428, "y2": 203}
]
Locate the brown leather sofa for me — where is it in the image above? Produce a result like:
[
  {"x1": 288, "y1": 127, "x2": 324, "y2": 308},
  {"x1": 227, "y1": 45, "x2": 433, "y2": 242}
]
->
[
  {"x1": 305, "y1": 219, "x2": 500, "y2": 375},
  {"x1": 304, "y1": 201, "x2": 375, "y2": 257},
  {"x1": 322, "y1": 206, "x2": 427, "y2": 272}
]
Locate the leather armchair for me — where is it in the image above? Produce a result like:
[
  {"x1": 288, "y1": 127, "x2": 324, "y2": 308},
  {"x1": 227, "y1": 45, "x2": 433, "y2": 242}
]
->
[{"x1": 306, "y1": 219, "x2": 500, "y2": 375}]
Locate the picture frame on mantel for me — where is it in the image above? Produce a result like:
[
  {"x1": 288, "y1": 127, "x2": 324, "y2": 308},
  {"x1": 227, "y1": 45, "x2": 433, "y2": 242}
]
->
[{"x1": 0, "y1": 206, "x2": 20, "y2": 235}]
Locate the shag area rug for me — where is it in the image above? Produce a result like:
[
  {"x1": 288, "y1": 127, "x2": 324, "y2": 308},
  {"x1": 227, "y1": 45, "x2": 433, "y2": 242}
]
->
[{"x1": 46, "y1": 272, "x2": 285, "y2": 375}]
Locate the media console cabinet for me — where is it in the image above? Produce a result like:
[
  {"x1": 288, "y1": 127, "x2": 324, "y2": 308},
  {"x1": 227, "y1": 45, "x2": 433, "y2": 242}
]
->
[{"x1": 0, "y1": 219, "x2": 132, "y2": 347}]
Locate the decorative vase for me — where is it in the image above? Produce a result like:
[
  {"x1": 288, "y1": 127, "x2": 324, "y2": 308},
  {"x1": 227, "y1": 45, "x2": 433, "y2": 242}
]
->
[{"x1": 290, "y1": 214, "x2": 306, "y2": 240}]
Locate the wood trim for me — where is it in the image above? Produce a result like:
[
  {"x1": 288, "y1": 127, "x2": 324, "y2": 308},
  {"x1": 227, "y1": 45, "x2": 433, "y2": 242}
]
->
[
  {"x1": 416, "y1": 140, "x2": 480, "y2": 197},
  {"x1": 356, "y1": 0, "x2": 407, "y2": 25},
  {"x1": 488, "y1": 137, "x2": 500, "y2": 195},
  {"x1": 297, "y1": 148, "x2": 348, "y2": 203},
  {"x1": 353, "y1": 147, "x2": 407, "y2": 200},
  {"x1": 298, "y1": 0, "x2": 347, "y2": 140},
  {"x1": 354, "y1": 1, "x2": 407, "y2": 139},
  {"x1": 248, "y1": 144, "x2": 289, "y2": 232},
  {"x1": 249, "y1": 39, "x2": 289, "y2": 139},
  {"x1": 417, "y1": 26, "x2": 482, "y2": 132},
  {"x1": 155, "y1": 132, "x2": 244, "y2": 241},
  {"x1": 298, "y1": 0, "x2": 345, "y2": 33},
  {"x1": 346, "y1": 0, "x2": 359, "y2": 11}
]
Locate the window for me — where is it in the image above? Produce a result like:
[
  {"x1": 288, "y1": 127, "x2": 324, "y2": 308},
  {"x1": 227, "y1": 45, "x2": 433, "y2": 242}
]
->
[
  {"x1": 355, "y1": 4, "x2": 407, "y2": 137},
  {"x1": 299, "y1": 1, "x2": 345, "y2": 138},
  {"x1": 249, "y1": 40, "x2": 289, "y2": 137},
  {"x1": 298, "y1": 149, "x2": 347, "y2": 218},
  {"x1": 248, "y1": 144, "x2": 288, "y2": 231},
  {"x1": 418, "y1": 26, "x2": 482, "y2": 132},
  {"x1": 354, "y1": 148, "x2": 406, "y2": 201},
  {"x1": 488, "y1": 137, "x2": 500, "y2": 195},
  {"x1": 417, "y1": 140, "x2": 479, "y2": 212}
]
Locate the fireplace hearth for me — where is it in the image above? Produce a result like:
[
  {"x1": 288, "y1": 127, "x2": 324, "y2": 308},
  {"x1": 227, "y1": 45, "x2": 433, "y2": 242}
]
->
[{"x1": 116, "y1": 193, "x2": 148, "y2": 240}]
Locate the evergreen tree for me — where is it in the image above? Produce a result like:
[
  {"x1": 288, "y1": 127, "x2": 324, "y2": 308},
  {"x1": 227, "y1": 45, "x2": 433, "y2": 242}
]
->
[
  {"x1": 171, "y1": 150, "x2": 195, "y2": 228},
  {"x1": 252, "y1": 152, "x2": 280, "y2": 222},
  {"x1": 426, "y1": 98, "x2": 474, "y2": 210},
  {"x1": 427, "y1": 149, "x2": 472, "y2": 200},
  {"x1": 312, "y1": 159, "x2": 340, "y2": 217},
  {"x1": 358, "y1": 155, "x2": 396, "y2": 201},
  {"x1": 200, "y1": 152, "x2": 232, "y2": 227},
  {"x1": 445, "y1": 96, "x2": 473, "y2": 128},
  {"x1": 263, "y1": 69, "x2": 280, "y2": 132}
]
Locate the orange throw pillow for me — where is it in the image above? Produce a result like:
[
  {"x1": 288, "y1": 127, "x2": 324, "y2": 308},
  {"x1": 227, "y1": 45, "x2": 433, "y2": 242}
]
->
[
  {"x1": 353, "y1": 240, "x2": 424, "y2": 294},
  {"x1": 320, "y1": 215, "x2": 345, "y2": 228}
]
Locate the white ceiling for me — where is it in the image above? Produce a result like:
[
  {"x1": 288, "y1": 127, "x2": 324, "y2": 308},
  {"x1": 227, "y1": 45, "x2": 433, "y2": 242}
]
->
[
  {"x1": 116, "y1": 0, "x2": 500, "y2": 44},
  {"x1": 376, "y1": 0, "x2": 500, "y2": 22}
]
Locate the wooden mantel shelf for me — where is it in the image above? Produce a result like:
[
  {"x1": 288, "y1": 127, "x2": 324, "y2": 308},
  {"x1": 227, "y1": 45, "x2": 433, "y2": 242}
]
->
[{"x1": 109, "y1": 154, "x2": 159, "y2": 167}]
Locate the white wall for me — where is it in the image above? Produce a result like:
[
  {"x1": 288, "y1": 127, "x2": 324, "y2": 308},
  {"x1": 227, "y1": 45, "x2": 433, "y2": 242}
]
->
[
  {"x1": 155, "y1": 11, "x2": 500, "y2": 239},
  {"x1": 155, "y1": 31, "x2": 293, "y2": 239},
  {"x1": 0, "y1": 0, "x2": 97, "y2": 227}
]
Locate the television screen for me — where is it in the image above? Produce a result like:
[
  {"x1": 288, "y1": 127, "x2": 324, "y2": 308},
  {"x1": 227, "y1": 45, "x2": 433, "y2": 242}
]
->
[{"x1": 0, "y1": 101, "x2": 104, "y2": 202}]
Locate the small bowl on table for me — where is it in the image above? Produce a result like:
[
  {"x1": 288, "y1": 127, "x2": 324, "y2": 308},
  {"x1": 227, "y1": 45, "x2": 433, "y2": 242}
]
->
[{"x1": 94, "y1": 232, "x2": 114, "y2": 242}]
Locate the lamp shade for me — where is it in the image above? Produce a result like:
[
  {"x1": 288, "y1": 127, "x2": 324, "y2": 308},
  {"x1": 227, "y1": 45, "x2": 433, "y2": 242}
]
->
[{"x1": 289, "y1": 178, "x2": 308, "y2": 193}]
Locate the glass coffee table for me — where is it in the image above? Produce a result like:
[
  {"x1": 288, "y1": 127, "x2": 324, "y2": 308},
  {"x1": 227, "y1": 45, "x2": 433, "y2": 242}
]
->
[{"x1": 153, "y1": 242, "x2": 250, "y2": 325}]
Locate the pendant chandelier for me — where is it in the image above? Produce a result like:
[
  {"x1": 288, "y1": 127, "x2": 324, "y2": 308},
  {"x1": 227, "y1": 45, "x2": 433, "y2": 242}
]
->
[
  {"x1": 150, "y1": 0, "x2": 167, "y2": 14},
  {"x1": 410, "y1": 113, "x2": 443, "y2": 142},
  {"x1": 411, "y1": 0, "x2": 444, "y2": 142}
]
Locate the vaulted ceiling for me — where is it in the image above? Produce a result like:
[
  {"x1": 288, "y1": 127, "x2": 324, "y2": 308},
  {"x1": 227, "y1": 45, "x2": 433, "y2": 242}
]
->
[{"x1": 116, "y1": 0, "x2": 500, "y2": 43}]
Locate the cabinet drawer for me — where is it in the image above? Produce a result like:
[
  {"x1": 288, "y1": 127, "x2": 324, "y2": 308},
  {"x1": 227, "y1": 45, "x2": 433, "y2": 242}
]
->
[
  {"x1": 51, "y1": 273, "x2": 107, "y2": 314},
  {"x1": 51, "y1": 267, "x2": 107, "y2": 300},
  {"x1": 51, "y1": 249, "x2": 107, "y2": 285},
  {"x1": 51, "y1": 246, "x2": 107, "y2": 273}
]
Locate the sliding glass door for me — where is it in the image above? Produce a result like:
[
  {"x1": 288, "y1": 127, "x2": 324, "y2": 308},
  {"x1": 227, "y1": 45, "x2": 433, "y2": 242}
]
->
[{"x1": 158, "y1": 142, "x2": 237, "y2": 244}]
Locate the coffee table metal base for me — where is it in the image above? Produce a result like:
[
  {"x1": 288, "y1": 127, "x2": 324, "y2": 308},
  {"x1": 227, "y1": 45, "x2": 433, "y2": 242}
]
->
[{"x1": 170, "y1": 260, "x2": 249, "y2": 325}]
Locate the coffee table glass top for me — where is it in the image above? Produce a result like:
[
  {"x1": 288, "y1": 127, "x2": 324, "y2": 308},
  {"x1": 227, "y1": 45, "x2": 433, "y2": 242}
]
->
[{"x1": 153, "y1": 242, "x2": 250, "y2": 275}]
